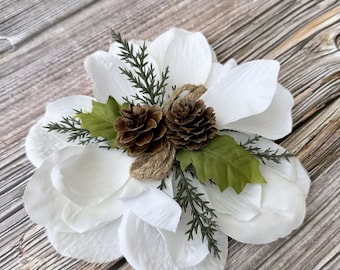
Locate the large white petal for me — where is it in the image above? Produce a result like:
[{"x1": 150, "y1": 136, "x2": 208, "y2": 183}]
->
[
  {"x1": 61, "y1": 187, "x2": 125, "y2": 233},
  {"x1": 51, "y1": 146, "x2": 133, "y2": 207},
  {"x1": 47, "y1": 219, "x2": 122, "y2": 263},
  {"x1": 159, "y1": 212, "x2": 209, "y2": 267},
  {"x1": 43, "y1": 95, "x2": 94, "y2": 123},
  {"x1": 25, "y1": 120, "x2": 69, "y2": 167},
  {"x1": 119, "y1": 177, "x2": 158, "y2": 197},
  {"x1": 217, "y1": 165, "x2": 306, "y2": 244},
  {"x1": 294, "y1": 158, "x2": 311, "y2": 196},
  {"x1": 148, "y1": 28, "x2": 213, "y2": 88},
  {"x1": 25, "y1": 95, "x2": 93, "y2": 167},
  {"x1": 84, "y1": 50, "x2": 137, "y2": 104},
  {"x1": 205, "y1": 59, "x2": 237, "y2": 89},
  {"x1": 24, "y1": 146, "x2": 83, "y2": 232},
  {"x1": 225, "y1": 84, "x2": 294, "y2": 139},
  {"x1": 201, "y1": 60, "x2": 279, "y2": 128},
  {"x1": 119, "y1": 173, "x2": 175, "y2": 198},
  {"x1": 183, "y1": 230, "x2": 228, "y2": 270},
  {"x1": 203, "y1": 182, "x2": 261, "y2": 222},
  {"x1": 121, "y1": 188, "x2": 181, "y2": 232},
  {"x1": 118, "y1": 211, "x2": 177, "y2": 270},
  {"x1": 226, "y1": 131, "x2": 311, "y2": 196},
  {"x1": 155, "y1": 170, "x2": 227, "y2": 268},
  {"x1": 119, "y1": 211, "x2": 227, "y2": 270}
]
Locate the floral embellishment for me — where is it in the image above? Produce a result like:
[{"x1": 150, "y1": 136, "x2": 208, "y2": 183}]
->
[{"x1": 24, "y1": 28, "x2": 311, "y2": 269}]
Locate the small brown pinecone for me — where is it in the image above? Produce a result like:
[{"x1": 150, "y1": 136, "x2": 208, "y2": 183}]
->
[
  {"x1": 165, "y1": 97, "x2": 217, "y2": 150},
  {"x1": 114, "y1": 104, "x2": 167, "y2": 157}
]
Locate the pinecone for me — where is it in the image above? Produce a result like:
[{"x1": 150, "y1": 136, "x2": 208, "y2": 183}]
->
[
  {"x1": 165, "y1": 97, "x2": 217, "y2": 150},
  {"x1": 114, "y1": 104, "x2": 167, "y2": 157}
]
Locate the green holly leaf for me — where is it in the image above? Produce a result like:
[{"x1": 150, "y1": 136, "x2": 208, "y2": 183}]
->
[
  {"x1": 76, "y1": 96, "x2": 125, "y2": 148},
  {"x1": 176, "y1": 135, "x2": 266, "y2": 194}
]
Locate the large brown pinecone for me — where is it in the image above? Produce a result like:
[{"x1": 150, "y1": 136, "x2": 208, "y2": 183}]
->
[
  {"x1": 114, "y1": 104, "x2": 167, "y2": 157},
  {"x1": 165, "y1": 97, "x2": 217, "y2": 150}
]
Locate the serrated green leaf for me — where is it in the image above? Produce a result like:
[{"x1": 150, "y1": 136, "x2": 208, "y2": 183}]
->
[
  {"x1": 76, "y1": 96, "x2": 125, "y2": 148},
  {"x1": 176, "y1": 135, "x2": 266, "y2": 194}
]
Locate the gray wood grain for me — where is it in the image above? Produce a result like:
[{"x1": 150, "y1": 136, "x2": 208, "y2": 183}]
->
[
  {"x1": 0, "y1": 0, "x2": 97, "y2": 54},
  {"x1": 0, "y1": 0, "x2": 339, "y2": 269}
]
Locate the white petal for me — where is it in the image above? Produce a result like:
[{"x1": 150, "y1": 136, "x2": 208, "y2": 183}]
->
[
  {"x1": 108, "y1": 42, "x2": 122, "y2": 56},
  {"x1": 188, "y1": 165, "x2": 260, "y2": 223},
  {"x1": 43, "y1": 95, "x2": 94, "y2": 146},
  {"x1": 294, "y1": 158, "x2": 311, "y2": 196},
  {"x1": 226, "y1": 131, "x2": 311, "y2": 196},
  {"x1": 121, "y1": 188, "x2": 181, "y2": 232},
  {"x1": 205, "y1": 59, "x2": 237, "y2": 89},
  {"x1": 119, "y1": 211, "x2": 227, "y2": 270},
  {"x1": 201, "y1": 60, "x2": 280, "y2": 128},
  {"x1": 217, "y1": 165, "x2": 306, "y2": 244},
  {"x1": 84, "y1": 50, "x2": 137, "y2": 104},
  {"x1": 148, "y1": 28, "x2": 213, "y2": 87},
  {"x1": 43, "y1": 95, "x2": 93, "y2": 123},
  {"x1": 159, "y1": 212, "x2": 209, "y2": 267},
  {"x1": 159, "y1": 177, "x2": 227, "y2": 269},
  {"x1": 120, "y1": 173, "x2": 175, "y2": 198},
  {"x1": 183, "y1": 230, "x2": 228, "y2": 270},
  {"x1": 226, "y1": 84, "x2": 294, "y2": 139},
  {"x1": 223, "y1": 58, "x2": 238, "y2": 70},
  {"x1": 24, "y1": 146, "x2": 83, "y2": 232},
  {"x1": 119, "y1": 177, "x2": 156, "y2": 197},
  {"x1": 25, "y1": 95, "x2": 93, "y2": 167},
  {"x1": 118, "y1": 211, "x2": 177, "y2": 270},
  {"x1": 210, "y1": 47, "x2": 218, "y2": 63},
  {"x1": 203, "y1": 182, "x2": 261, "y2": 222},
  {"x1": 62, "y1": 187, "x2": 125, "y2": 233},
  {"x1": 51, "y1": 146, "x2": 133, "y2": 207},
  {"x1": 47, "y1": 219, "x2": 122, "y2": 263},
  {"x1": 25, "y1": 120, "x2": 69, "y2": 167}
]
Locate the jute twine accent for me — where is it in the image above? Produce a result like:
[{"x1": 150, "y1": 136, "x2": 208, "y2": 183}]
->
[
  {"x1": 130, "y1": 84, "x2": 206, "y2": 180},
  {"x1": 130, "y1": 142, "x2": 176, "y2": 180},
  {"x1": 164, "y1": 84, "x2": 207, "y2": 112}
]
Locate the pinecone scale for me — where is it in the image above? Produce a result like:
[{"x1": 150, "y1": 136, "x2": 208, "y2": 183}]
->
[
  {"x1": 165, "y1": 97, "x2": 217, "y2": 151},
  {"x1": 114, "y1": 104, "x2": 167, "y2": 157}
]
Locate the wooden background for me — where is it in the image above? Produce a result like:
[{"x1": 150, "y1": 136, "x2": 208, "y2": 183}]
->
[{"x1": 1, "y1": 0, "x2": 339, "y2": 269}]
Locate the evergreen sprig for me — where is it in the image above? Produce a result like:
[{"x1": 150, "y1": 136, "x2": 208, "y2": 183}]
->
[
  {"x1": 173, "y1": 162, "x2": 221, "y2": 258},
  {"x1": 44, "y1": 111, "x2": 109, "y2": 147},
  {"x1": 111, "y1": 30, "x2": 169, "y2": 107},
  {"x1": 241, "y1": 135, "x2": 295, "y2": 164},
  {"x1": 157, "y1": 179, "x2": 167, "y2": 190}
]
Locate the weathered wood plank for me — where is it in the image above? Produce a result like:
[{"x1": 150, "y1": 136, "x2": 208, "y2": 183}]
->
[
  {"x1": 282, "y1": 99, "x2": 339, "y2": 178},
  {"x1": 0, "y1": 0, "x2": 97, "y2": 54},
  {"x1": 0, "y1": 0, "x2": 339, "y2": 269}
]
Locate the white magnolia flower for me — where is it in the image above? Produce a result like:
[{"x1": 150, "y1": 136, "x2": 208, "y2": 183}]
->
[{"x1": 24, "y1": 28, "x2": 310, "y2": 269}]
